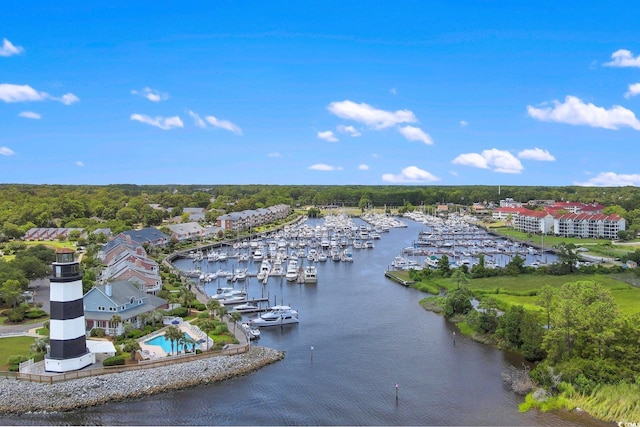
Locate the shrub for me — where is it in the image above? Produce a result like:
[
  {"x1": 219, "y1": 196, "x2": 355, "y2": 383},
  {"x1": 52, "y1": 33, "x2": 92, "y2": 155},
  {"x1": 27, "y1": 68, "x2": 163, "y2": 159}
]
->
[
  {"x1": 7, "y1": 308, "x2": 26, "y2": 323},
  {"x1": 90, "y1": 328, "x2": 106, "y2": 337},
  {"x1": 25, "y1": 309, "x2": 47, "y2": 319},
  {"x1": 193, "y1": 302, "x2": 206, "y2": 311},
  {"x1": 168, "y1": 307, "x2": 188, "y2": 318},
  {"x1": 103, "y1": 355, "x2": 126, "y2": 366},
  {"x1": 7, "y1": 354, "x2": 30, "y2": 371},
  {"x1": 125, "y1": 329, "x2": 145, "y2": 339}
]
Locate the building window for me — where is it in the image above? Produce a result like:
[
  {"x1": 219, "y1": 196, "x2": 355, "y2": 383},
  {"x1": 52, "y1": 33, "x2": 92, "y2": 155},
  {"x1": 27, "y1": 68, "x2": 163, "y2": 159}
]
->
[{"x1": 98, "y1": 306, "x2": 105, "y2": 311}]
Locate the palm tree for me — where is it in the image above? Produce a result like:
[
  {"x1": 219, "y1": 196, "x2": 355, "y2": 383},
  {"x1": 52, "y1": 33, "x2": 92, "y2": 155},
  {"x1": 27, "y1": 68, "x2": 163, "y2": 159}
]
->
[
  {"x1": 164, "y1": 325, "x2": 183, "y2": 356},
  {"x1": 179, "y1": 288, "x2": 196, "y2": 316},
  {"x1": 30, "y1": 337, "x2": 48, "y2": 354},
  {"x1": 182, "y1": 335, "x2": 197, "y2": 353},
  {"x1": 199, "y1": 319, "x2": 217, "y2": 351},
  {"x1": 216, "y1": 306, "x2": 228, "y2": 321},
  {"x1": 149, "y1": 310, "x2": 164, "y2": 327},
  {"x1": 110, "y1": 314, "x2": 122, "y2": 336},
  {"x1": 229, "y1": 311, "x2": 242, "y2": 334},
  {"x1": 122, "y1": 339, "x2": 141, "y2": 361},
  {"x1": 122, "y1": 320, "x2": 134, "y2": 339},
  {"x1": 206, "y1": 299, "x2": 221, "y2": 319}
]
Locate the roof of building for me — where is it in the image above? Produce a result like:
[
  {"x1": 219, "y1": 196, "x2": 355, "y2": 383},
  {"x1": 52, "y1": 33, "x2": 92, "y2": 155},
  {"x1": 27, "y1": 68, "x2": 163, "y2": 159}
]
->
[
  {"x1": 121, "y1": 227, "x2": 169, "y2": 245},
  {"x1": 84, "y1": 280, "x2": 167, "y2": 320}
]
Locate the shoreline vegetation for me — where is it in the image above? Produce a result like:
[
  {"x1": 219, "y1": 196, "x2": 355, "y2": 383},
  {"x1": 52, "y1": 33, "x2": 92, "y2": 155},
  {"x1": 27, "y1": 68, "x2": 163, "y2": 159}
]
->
[
  {"x1": 409, "y1": 263, "x2": 640, "y2": 423},
  {"x1": 0, "y1": 346, "x2": 284, "y2": 415}
]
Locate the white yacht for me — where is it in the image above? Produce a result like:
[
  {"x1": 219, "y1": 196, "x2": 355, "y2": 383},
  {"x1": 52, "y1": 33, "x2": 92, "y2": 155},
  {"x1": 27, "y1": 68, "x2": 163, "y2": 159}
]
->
[
  {"x1": 257, "y1": 259, "x2": 271, "y2": 281},
  {"x1": 250, "y1": 305, "x2": 299, "y2": 327},
  {"x1": 285, "y1": 259, "x2": 299, "y2": 282},
  {"x1": 271, "y1": 259, "x2": 284, "y2": 276},
  {"x1": 242, "y1": 322, "x2": 261, "y2": 340},
  {"x1": 234, "y1": 267, "x2": 247, "y2": 281},
  {"x1": 303, "y1": 265, "x2": 318, "y2": 284}
]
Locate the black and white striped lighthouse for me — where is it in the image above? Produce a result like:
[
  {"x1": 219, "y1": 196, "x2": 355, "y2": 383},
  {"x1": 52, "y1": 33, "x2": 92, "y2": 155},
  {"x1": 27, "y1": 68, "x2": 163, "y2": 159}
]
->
[{"x1": 45, "y1": 248, "x2": 94, "y2": 372}]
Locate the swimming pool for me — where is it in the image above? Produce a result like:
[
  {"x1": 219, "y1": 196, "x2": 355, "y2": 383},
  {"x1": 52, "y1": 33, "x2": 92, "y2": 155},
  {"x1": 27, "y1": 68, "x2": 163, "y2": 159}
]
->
[{"x1": 144, "y1": 332, "x2": 197, "y2": 354}]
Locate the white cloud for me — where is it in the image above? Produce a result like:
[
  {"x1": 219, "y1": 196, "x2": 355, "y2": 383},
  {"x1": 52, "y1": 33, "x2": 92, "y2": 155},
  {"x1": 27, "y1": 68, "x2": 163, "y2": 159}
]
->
[
  {"x1": 517, "y1": 147, "x2": 556, "y2": 161},
  {"x1": 0, "y1": 83, "x2": 79, "y2": 104},
  {"x1": 527, "y1": 95, "x2": 640, "y2": 130},
  {"x1": 382, "y1": 166, "x2": 440, "y2": 183},
  {"x1": 0, "y1": 146, "x2": 15, "y2": 156},
  {"x1": 317, "y1": 130, "x2": 338, "y2": 142},
  {"x1": 452, "y1": 153, "x2": 489, "y2": 169},
  {"x1": 459, "y1": 120, "x2": 468, "y2": 127},
  {"x1": 625, "y1": 83, "x2": 640, "y2": 99},
  {"x1": 130, "y1": 113, "x2": 184, "y2": 130},
  {"x1": 0, "y1": 38, "x2": 23, "y2": 57},
  {"x1": 60, "y1": 93, "x2": 79, "y2": 105},
  {"x1": 267, "y1": 152, "x2": 281, "y2": 158},
  {"x1": 449, "y1": 170, "x2": 459, "y2": 176},
  {"x1": 131, "y1": 87, "x2": 169, "y2": 102},
  {"x1": 575, "y1": 172, "x2": 640, "y2": 187},
  {"x1": 337, "y1": 125, "x2": 361, "y2": 137},
  {"x1": 327, "y1": 100, "x2": 417, "y2": 130},
  {"x1": 188, "y1": 110, "x2": 207, "y2": 128},
  {"x1": 604, "y1": 49, "x2": 640, "y2": 68},
  {"x1": 76, "y1": 161, "x2": 84, "y2": 167},
  {"x1": 18, "y1": 111, "x2": 41, "y2": 119},
  {"x1": 308, "y1": 163, "x2": 343, "y2": 171},
  {"x1": 205, "y1": 115, "x2": 242, "y2": 135},
  {"x1": 397, "y1": 125, "x2": 433, "y2": 145},
  {"x1": 358, "y1": 164, "x2": 369, "y2": 170},
  {"x1": 453, "y1": 149, "x2": 523, "y2": 174}
]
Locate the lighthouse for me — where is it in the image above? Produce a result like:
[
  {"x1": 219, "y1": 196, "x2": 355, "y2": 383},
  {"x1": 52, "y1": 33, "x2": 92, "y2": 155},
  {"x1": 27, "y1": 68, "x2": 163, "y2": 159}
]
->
[{"x1": 45, "y1": 248, "x2": 95, "y2": 372}]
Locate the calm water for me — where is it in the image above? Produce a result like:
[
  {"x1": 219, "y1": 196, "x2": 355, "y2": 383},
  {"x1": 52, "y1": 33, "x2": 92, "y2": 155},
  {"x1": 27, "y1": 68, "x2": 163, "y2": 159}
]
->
[{"x1": 2, "y1": 218, "x2": 612, "y2": 426}]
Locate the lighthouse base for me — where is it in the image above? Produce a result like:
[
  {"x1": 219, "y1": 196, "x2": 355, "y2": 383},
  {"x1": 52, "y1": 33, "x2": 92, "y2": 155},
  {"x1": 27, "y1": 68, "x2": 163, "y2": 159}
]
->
[{"x1": 45, "y1": 352, "x2": 95, "y2": 373}]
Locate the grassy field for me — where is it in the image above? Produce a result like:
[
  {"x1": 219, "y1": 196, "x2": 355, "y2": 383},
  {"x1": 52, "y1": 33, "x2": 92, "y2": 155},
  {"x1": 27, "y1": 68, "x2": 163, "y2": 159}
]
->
[
  {"x1": 0, "y1": 336, "x2": 36, "y2": 369},
  {"x1": 1, "y1": 240, "x2": 79, "y2": 261},
  {"x1": 488, "y1": 226, "x2": 605, "y2": 246},
  {"x1": 470, "y1": 273, "x2": 640, "y2": 314}
]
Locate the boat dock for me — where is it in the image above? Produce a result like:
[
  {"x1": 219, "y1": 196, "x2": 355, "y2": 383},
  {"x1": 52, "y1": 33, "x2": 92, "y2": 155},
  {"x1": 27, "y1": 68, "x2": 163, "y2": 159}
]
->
[{"x1": 384, "y1": 271, "x2": 414, "y2": 287}]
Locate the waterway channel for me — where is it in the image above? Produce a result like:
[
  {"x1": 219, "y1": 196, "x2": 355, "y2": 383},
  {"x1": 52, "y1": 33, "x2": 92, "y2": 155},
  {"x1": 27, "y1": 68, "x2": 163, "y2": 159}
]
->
[{"x1": 1, "y1": 217, "x2": 611, "y2": 426}]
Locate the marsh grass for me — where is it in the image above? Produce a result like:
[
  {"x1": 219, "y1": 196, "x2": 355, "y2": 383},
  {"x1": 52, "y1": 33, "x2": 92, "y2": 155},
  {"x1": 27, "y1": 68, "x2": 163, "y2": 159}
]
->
[{"x1": 571, "y1": 383, "x2": 640, "y2": 422}]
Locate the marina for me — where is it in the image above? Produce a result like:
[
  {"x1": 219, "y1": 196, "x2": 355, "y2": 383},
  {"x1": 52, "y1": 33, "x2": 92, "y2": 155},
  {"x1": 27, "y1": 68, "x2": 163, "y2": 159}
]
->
[{"x1": 11, "y1": 215, "x2": 604, "y2": 426}]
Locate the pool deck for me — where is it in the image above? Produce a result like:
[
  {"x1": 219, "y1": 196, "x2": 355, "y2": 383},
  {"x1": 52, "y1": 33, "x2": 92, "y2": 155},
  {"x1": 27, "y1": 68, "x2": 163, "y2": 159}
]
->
[{"x1": 139, "y1": 323, "x2": 211, "y2": 359}]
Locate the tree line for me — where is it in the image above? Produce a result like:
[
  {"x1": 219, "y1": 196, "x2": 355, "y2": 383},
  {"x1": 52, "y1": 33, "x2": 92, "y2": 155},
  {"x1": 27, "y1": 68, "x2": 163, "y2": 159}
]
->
[{"x1": 2, "y1": 184, "x2": 640, "y2": 240}]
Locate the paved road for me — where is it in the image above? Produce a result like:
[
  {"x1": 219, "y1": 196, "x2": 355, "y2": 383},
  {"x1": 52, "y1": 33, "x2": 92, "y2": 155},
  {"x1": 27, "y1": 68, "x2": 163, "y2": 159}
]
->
[{"x1": 0, "y1": 278, "x2": 49, "y2": 336}]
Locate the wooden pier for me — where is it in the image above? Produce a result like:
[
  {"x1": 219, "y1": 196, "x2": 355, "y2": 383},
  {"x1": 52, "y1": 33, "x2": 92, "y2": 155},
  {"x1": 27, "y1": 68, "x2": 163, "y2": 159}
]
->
[{"x1": 384, "y1": 271, "x2": 414, "y2": 287}]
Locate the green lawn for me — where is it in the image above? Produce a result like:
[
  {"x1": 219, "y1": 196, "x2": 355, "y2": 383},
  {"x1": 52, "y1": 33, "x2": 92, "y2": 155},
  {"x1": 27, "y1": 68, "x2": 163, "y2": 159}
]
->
[
  {"x1": 0, "y1": 336, "x2": 36, "y2": 369},
  {"x1": 466, "y1": 273, "x2": 640, "y2": 315},
  {"x1": 489, "y1": 226, "x2": 605, "y2": 247}
]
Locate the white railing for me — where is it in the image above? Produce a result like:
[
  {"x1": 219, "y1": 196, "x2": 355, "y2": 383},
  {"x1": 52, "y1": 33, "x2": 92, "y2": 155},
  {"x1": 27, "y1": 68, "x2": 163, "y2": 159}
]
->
[{"x1": 18, "y1": 358, "x2": 34, "y2": 372}]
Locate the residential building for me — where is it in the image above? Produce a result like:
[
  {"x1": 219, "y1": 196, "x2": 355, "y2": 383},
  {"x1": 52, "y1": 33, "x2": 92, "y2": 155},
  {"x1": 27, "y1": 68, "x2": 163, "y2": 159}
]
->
[
  {"x1": 166, "y1": 222, "x2": 207, "y2": 241},
  {"x1": 554, "y1": 213, "x2": 625, "y2": 239},
  {"x1": 217, "y1": 204, "x2": 291, "y2": 231},
  {"x1": 513, "y1": 211, "x2": 554, "y2": 234},
  {"x1": 84, "y1": 281, "x2": 168, "y2": 336}
]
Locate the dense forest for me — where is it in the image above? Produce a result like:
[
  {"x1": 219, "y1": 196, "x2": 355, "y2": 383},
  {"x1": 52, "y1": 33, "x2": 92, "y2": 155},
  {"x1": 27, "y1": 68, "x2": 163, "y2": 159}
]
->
[{"x1": 2, "y1": 184, "x2": 640, "y2": 237}]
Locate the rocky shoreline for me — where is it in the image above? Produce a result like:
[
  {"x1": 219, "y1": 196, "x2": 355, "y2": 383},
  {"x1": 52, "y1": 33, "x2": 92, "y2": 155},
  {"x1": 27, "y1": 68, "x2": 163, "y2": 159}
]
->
[{"x1": 0, "y1": 346, "x2": 284, "y2": 415}]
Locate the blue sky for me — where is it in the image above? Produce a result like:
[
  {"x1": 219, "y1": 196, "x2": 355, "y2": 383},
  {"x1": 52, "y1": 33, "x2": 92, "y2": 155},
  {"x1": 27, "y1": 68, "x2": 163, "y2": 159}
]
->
[{"x1": 1, "y1": 1, "x2": 640, "y2": 186}]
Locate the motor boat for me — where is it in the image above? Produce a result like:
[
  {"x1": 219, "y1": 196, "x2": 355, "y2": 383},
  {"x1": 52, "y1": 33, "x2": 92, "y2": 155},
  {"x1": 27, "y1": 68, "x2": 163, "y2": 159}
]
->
[
  {"x1": 303, "y1": 265, "x2": 317, "y2": 284},
  {"x1": 233, "y1": 302, "x2": 259, "y2": 313},
  {"x1": 285, "y1": 259, "x2": 299, "y2": 282},
  {"x1": 242, "y1": 322, "x2": 261, "y2": 340},
  {"x1": 250, "y1": 305, "x2": 299, "y2": 327}
]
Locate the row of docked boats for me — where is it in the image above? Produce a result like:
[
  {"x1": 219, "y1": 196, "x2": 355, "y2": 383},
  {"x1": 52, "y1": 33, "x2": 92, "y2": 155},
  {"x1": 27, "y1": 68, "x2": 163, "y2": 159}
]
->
[{"x1": 392, "y1": 211, "x2": 555, "y2": 270}]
